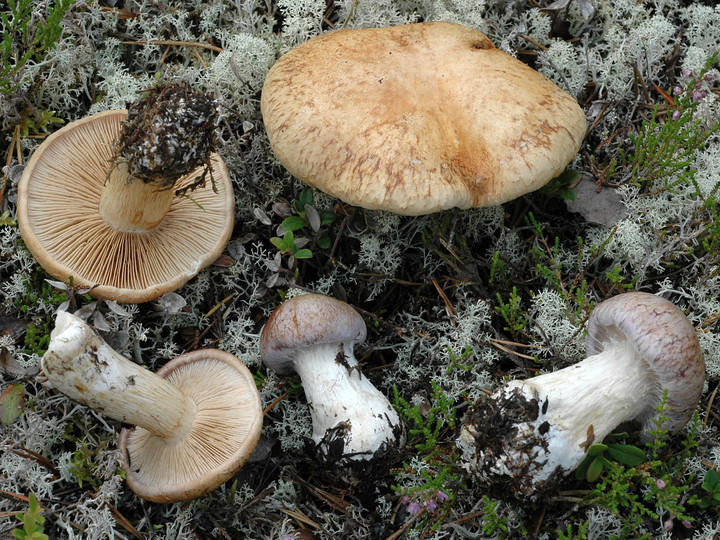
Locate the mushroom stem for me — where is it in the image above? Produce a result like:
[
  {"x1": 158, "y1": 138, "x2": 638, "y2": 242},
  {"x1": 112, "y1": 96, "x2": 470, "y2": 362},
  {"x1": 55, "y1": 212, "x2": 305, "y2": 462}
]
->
[
  {"x1": 291, "y1": 342, "x2": 402, "y2": 459},
  {"x1": 459, "y1": 340, "x2": 656, "y2": 494},
  {"x1": 98, "y1": 162, "x2": 174, "y2": 232},
  {"x1": 459, "y1": 291, "x2": 705, "y2": 499},
  {"x1": 42, "y1": 311, "x2": 196, "y2": 441}
]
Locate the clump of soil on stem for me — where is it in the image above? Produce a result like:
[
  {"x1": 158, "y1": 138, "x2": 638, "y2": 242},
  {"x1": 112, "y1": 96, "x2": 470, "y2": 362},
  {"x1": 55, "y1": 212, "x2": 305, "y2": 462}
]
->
[{"x1": 111, "y1": 82, "x2": 219, "y2": 195}]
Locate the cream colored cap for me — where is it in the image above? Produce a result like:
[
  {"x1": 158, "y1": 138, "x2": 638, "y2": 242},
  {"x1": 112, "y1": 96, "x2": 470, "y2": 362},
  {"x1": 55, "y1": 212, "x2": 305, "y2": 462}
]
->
[
  {"x1": 17, "y1": 110, "x2": 234, "y2": 303},
  {"x1": 118, "y1": 349, "x2": 263, "y2": 503},
  {"x1": 261, "y1": 22, "x2": 587, "y2": 215}
]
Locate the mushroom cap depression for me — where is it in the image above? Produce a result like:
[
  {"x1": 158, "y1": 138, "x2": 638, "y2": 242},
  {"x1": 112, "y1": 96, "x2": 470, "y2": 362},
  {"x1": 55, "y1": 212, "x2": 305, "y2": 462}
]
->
[
  {"x1": 118, "y1": 349, "x2": 263, "y2": 503},
  {"x1": 585, "y1": 292, "x2": 705, "y2": 436},
  {"x1": 261, "y1": 21, "x2": 587, "y2": 215},
  {"x1": 259, "y1": 293, "x2": 367, "y2": 374},
  {"x1": 17, "y1": 110, "x2": 234, "y2": 303}
]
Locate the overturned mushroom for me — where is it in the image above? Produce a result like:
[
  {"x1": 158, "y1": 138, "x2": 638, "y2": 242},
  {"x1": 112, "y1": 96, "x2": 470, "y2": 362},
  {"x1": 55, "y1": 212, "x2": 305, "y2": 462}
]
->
[
  {"x1": 260, "y1": 293, "x2": 404, "y2": 463},
  {"x1": 42, "y1": 311, "x2": 263, "y2": 503},
  {"x1": 18, "y1": 84, "x2": 234, "y2": 303},
  {"x1": 458, "y1": 292, "x2": 705, "y2": 499}
]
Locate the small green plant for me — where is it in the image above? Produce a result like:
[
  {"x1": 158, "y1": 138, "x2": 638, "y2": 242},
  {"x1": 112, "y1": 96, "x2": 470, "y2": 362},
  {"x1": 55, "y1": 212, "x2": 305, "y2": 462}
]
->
[
  {"x1": 479, "y1": 495, "x2": 510, "y2": 536},
  {"x1": 391, "y1": 382, "x2": 461, "y2": 534},
  {"x1": 12, "y1": 493, "x2": 48, "y2": 540},
  {"x1": 488, "y1": 250, "x2": 507, "y2": 286},
  {"x1": 18, "y1": 108, "x2": 64, "y2": 137},
  {"x1": 604, "y1": 264, "x2": 639, "y2": 292},
  {"x1": 446, "y1": 345, "x2": 473, "y2": 374},
  {"x1": 495, "y1": 286, "x2": 529, "y2": 339},
  {"x1": 693, "y1": 468, "x2": 720, "y2": 509},
  {"x1": 1, "y1": 0, "x2": 75, "y2": 95},
  {"x1": 526, "y1": 213, "x2": 592, "y2": 321},
  {"x1": 270, "y1": 229, "x2": 313, "y2": 259},
  {"x1": 62, "y1": 429, "x2": 112, "y2": 490},
  {"x1": 574, "y1": 433, "x2": 646, "y2": 482},
  {"x1": 607, "y1": 53, "x2": 720, "y2": 193},
  {"x1": 540, "y1": 169, "x2": 582, "y2": 201},
  {"x1": 0, "y1": 383, "x2": 25, "y2": 425},
  {"x1": 22, "y1": 320, "x2": 50, "y2": 356},
  {"x1": 270, "y1": 188, "x2": 336, "y2": 260},
  {"x1": 0, "y1": 209, "x2": 16, "y2": 225},
  {"x1": 393, "y1": 380, "x2": 456, "y2": 456},
  {"x1": 581, "y1": 393, "x2": 699, "y2": 535},
  {"x1": 555, "y1": 521, "x2": 588, "y2": 540}
]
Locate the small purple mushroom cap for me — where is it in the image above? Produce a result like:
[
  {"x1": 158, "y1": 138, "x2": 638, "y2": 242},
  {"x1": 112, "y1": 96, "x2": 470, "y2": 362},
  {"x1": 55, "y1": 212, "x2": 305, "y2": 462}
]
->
[{"x1": 260, "y1": 294, "x2": 404, "y2": 464}]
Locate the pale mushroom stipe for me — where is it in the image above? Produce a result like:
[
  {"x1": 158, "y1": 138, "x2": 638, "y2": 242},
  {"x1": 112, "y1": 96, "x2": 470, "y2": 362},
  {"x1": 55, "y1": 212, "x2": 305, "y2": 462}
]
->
[
  {"x1": 17, "y1": 84, "x2": 234, "y2": 303},
  {"x1": 457, "y1": 292, "x2": 705, "y2": 499},
  {"x1": 260, "y1": 293, "x2": 405, "y2": 463},
  {"x1": 41, "y1": 311, "x2": 263, "y2": 503},
  {"x1": 261, "y1": 21, "x2": 587, "y2": 215}
]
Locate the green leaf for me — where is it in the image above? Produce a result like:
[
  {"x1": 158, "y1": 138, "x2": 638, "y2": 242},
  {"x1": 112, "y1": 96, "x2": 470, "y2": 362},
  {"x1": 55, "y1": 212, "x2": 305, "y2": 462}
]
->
[
  {"x1": 702, "y1": 468, "x2": 720, "y2": 492},
  {"x1": 295, "y1": 188, "x2": 314, "y2": 212},
  {"x1": 13, "y1": 493, "x2": 47, "y2": 540},
  {"x1": 604, "y1": 432, "x2": 629, "y2": 441},
  {"x1": 282, "y1": 216, "x2": 307, "y2": 232},
  {"x1": 0, "y1": 209, "x2": 16, "y2": 226},
  {"x1": 586, "y1": 443, "x2": 609, "y2": 456},
  {"x1": 585, "y1": 456, "x2": 606, "y2": 482},
  {"x1": 607, "y1": 444, "x2": 646, "y2": 466},
  {"x1": 317, "y1": 234, "x2": 331, "y2": 250},
  {"x1": 0, "y1": 383, "x2": 25, "y2": 425},
  {"x1": 294, "y1": 249, "x2": 313, "y2": 259},
  {"x1": 320, "y1": 210, "x2": 337, "y2": 226},
  {"x1": 558, "y1": 187, "x2": 577, "y2": 201},
  {"x1": 269, "y1": 237, "x2": 285, "y2": 251},
  {"x1": 575, "y1": 455, "x2": 591, "y2": 480}
]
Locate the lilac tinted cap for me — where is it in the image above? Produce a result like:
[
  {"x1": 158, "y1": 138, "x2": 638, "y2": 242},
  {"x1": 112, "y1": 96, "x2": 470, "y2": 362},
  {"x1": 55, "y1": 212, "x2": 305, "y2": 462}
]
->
[{"x1": 259, "y1": 294, "x2": 367, "y2": 375}]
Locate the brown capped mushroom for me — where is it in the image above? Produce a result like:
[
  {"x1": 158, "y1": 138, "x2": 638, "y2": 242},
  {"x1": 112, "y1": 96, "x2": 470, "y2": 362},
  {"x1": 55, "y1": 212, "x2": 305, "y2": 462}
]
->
[
  {"x1": 18, "y1": 90, "x2": 233, "y2": 303},
  {"x1": 458, "y1": 292, "x2": 705, "y2": 499},
  {"x1": 261, "y1": 21, "x2": 587, "y2": 215},
  {"x1": 42, "y1": 311, "x2": 262, "y2": 503},
  {"x1": 260, "y1": 293, "x2": 404, "y2": 463}
]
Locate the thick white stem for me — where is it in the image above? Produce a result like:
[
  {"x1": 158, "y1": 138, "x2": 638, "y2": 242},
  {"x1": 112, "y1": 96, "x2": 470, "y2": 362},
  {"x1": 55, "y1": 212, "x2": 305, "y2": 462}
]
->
[
  {"x1": 292, "y1": 342, "x2": 402, "y2": 459},
  {"x1": 98, "y1": 162, "x2": 174, "y2": 232},
  {"x1": 459, "y1": 339, "x2": 658, "y2": 495},
  {"x1": 518, "y1": 340, "x2": 657, "y2": 473},
  {"x1": 42, "y1": 311, "x2": 196, "y2": 440}
]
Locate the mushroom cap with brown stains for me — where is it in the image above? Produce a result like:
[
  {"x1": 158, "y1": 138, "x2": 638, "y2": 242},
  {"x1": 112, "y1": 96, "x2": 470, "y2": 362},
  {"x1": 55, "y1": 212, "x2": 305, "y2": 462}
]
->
[
  {"x1": 118, "y1": 349, "x2": 263, "y2": 503},
  {"x1": 17, "y1": 110, "x2": 234, "y2": 303},
  {"x1": 586, "y1": 292, "x2": 705, "y2": 436},
  {"x1": 259, "y1": 293, "x2": 367, "y2": 375},
  {"x1": 260, "y1": 22, "x2": 587, "y2": 215}
]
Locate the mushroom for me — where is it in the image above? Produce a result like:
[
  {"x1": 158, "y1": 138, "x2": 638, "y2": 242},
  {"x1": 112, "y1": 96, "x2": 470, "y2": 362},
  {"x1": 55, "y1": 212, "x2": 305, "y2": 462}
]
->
[
  {"x1": 259, "y1": 293, "x2": 404, "y2": 463},
  {"x1": 457, "y1": 292, "x2": 705, "y2": 498},
  {"x1": 261, "y1": 21, "x2": 586, "y2": 215},
  {"x1": 18, "y1": 84, "x2": 234, "y2": 303},
  {"x1": 42, "y1": 311, "x2": 263, "y2": 503}
]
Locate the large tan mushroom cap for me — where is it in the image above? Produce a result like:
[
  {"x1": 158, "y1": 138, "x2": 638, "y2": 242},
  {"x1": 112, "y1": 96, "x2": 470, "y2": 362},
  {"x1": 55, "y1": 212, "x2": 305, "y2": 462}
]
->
[
  {"x1": 261, "y1": 22, "x2": 587, "y2": 215},
  {"x1": 118, "y1": 349, "x2": 263, "y2": 503},
  {"x1": 17, "y1": 110, "x2": 234, "y2": 303}
]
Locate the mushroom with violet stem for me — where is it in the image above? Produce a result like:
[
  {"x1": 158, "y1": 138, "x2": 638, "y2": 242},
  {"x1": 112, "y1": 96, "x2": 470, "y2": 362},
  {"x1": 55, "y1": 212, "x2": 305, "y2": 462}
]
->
[
  {"x1": 261, "y1": 21, "x2": 587, "y2": 215},
  {"x1": 260, "y1": 293, "x2": 404, "y2": 463},
  {"x1": 18, "y1": 83, "x2": 234, "y2": 303},
  {"x1": 42, "y1": 310, "x2": 263, "y2": 503},
  {"x1": 457, "y1": 292, "x2": 705, "y2": 499}
]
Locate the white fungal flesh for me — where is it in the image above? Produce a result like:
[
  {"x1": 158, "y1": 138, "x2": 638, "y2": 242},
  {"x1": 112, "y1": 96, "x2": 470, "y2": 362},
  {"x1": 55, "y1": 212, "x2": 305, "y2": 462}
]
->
[
  {"x1": 42, "y1": 311, "x2": 196, "y2": 440},
  {"x1": 291, "y1": 342, "x2": 403, "y2": 461},
  {"x1": 459, "y1": 339, "x2": 656, "y2": 492}
]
